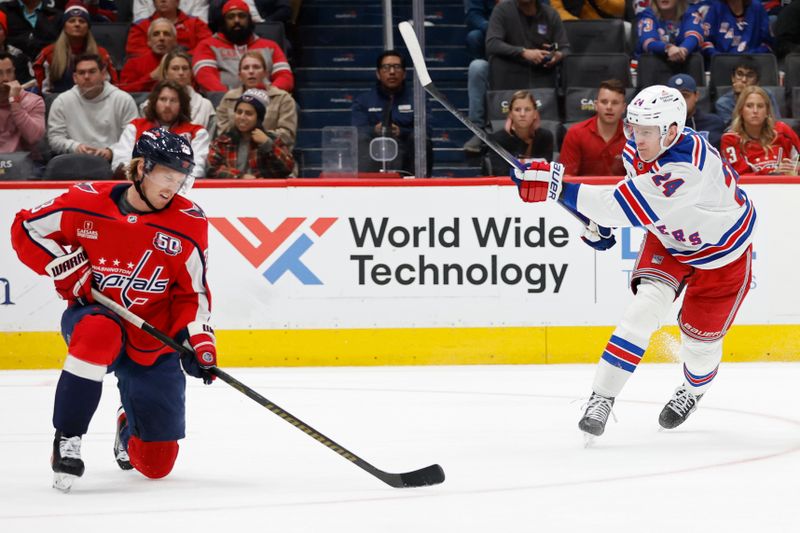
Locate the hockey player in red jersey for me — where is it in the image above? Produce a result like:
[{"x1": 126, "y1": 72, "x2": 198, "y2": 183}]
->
[
  {"x1": 11, "y1": 128, "x2": 217, "y2": 491},
  {"x1": 512, "y1": 85, "x2": 756, "y2": 442}
]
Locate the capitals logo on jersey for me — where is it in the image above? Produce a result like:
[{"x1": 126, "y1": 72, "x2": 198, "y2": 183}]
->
[{"x1": 92, "y1": 250, "x2": 170, "y2": 308}]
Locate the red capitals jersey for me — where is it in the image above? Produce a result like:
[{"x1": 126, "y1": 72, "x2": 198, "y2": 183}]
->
[
  {"x1": 720, "y1": 121, "x2": 800, "y2": 175},
  {"x1": 11, "y1": 182, "x2": 211, "y2": 366}
]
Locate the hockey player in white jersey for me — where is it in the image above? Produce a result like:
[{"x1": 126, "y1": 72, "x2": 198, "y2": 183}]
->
[{"x1": 512, "y1": 85, "x2": 756, "y2": 439}]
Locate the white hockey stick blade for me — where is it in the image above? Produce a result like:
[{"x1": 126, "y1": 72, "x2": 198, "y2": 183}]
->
[{"x1": 398, "y1": 21, "x2": 431, "y2": 87}]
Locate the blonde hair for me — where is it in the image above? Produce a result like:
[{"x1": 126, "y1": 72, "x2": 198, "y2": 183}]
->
[
  {"x1": 504, "y1": 90, "x2": 539, "y2": 137},
  {"x1": 651, "y1": 0, "x2": 687, "y2": 21},
  {"x1": 125, "y1": 157, "x2": 144, "y2": 182},
  {"x1": 50, "y1": 20, "x2": 99, "y2": 83},
  {"x1": 729, "y1": 85, "x2": 776, "y2": 154},
  {"x1": 156, "y1": 49, "x2": 193, "y2": 83}
]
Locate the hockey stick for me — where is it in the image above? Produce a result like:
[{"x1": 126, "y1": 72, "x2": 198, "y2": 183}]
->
[
  {"x1": 397, "y1": 21, "x2": 591, "y2": 226},
  {"x1": 90, "y1": 288, "x2": 445, "y2": 489}
]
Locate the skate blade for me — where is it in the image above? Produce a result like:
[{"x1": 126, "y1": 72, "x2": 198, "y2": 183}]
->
[
  {"x1": 53, "y1": 472, "x2": 78, "y2": 493},
  {"x1": 582, "y1": 432, "x2": 597, "y2": 448}
]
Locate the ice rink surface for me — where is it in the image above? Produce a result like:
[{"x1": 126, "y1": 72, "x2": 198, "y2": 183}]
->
[{"x1": 2, "y1": 362, "x2": 799, "y2": 532}]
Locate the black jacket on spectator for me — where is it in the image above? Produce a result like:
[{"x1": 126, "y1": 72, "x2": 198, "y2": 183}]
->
[
  {"x1": 774, "y1": 0, "x2": 800, "y2": 57},
  {"x1": 687, "y1": 110, "x2": 725, "y2": 150},
  {"x1": 485, "y1": 127, "x2": 554, "y2": 175},
  {"x1": 1, "y1": 1, "x2": 62, "y2": 60}
]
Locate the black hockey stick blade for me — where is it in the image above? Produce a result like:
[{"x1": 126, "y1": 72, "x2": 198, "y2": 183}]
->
[{"x1": 90, "y1": 289, "x2": 445, "y2": 489}]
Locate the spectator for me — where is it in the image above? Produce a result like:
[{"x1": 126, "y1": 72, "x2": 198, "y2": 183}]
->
[
  {"x1": 485, "y1": 0, "x2": 570, "y2": 84},
  {"x1": 701, "y1": 0, "x2": 773, "y2": 56},
  {"x1": 0, "y1": 0, "x2": 62, "y2": 59},
  {"x1": 120, "y1": 18, "x2": 178, "y2": 92},
  {"x1": 140, "y1": 49, "x2": 216, "y2": 133},
  {"x1": 463, "y1": 0, "x2": 494, "y2": 153},
  {"x1": 351, "y1": 50, "x2": 433, "y2": 176},
  {"x1": 774, "y1": 0, "x2": 800, "y2": 57},
  {"x1": 720, "y1": 85, "x2": 800, "y2": 175},
  {"x1": 484, "y1": 89, "x2": 553, "y2": 174},
  {"x1": 465, "y1": 0, "x2": 493, "y2": 60},
  {"x1": 215, "y1": 50, "x2": 295, "y2": 147},
  {"x1": 551, "y1": 0, "x2": 625, "y2": 20},
  {"x1": 559, "y1": 78, "x2": 627, "y2": 176},
  {"x1": 32, "y1": 1, "x2": 118, "y2": 94},
  {"x1": 209, "y1": 0, "x2": 288, "y2": 31},
  {"x1": 126, "y1": 0, "x2": 212, "y2": 59},
  {"x1": 108, "y1": 79, "x2": 209, "y2": 188},
  {"x1": 134, "y1": 0, "x2": 212, "y2": 22},
  {"x1": 0, "y1": 51, "x2": 44, "y2": 153},
  {"x1": 0, "y1": 11, "x2": 33, "y2": 84},
  {"x1": 634, "y1": 0, "x2": 704, "y2": 62},
  {"x1": 192, "y1": 0, "x2": 292, "y2": 93},
  {"x1": 47, "y1": 54, "x2": 137, "y2": 158},
  {"x1": 714, "y1": 56, "x2": 781, "y2": 126},
  {"x1": 667, "y1": 73, "x2": 724, "y2": 148},
  {"x1": 207, "y1": 87, "x2": 293, "y2": 178}
]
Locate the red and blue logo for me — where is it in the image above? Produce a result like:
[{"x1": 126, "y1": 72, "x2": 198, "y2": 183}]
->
[{"x1": 210, "y1": 217, "x2": 337, "y2": 285}]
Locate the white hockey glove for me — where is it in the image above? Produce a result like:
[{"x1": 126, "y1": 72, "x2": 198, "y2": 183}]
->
[
  {"x1": 581, "y1": 222, "x2": 617, "y2": 251},
  {"x1": 510, "y1": 161, "x2": 565, "y2": 203}
]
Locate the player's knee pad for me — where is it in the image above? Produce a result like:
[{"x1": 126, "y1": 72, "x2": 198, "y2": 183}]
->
[
  {"x1": 68, "y1": 314, "x2": 123, "y2": 366},
  {"x1": 618, "y1": 280, "x2": 675, "y2": 342},
  {"x1": 128, "y1": 436, "x2": 179, "y2": 479}
]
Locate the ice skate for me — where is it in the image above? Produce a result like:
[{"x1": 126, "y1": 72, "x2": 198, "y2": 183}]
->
[
  {"x1": 52, "y1": 431, "x2": 84, "y2": 492},
  {"x1": 114, "y1": 406, "x2": 133, "y2": 471},
  {"x1": 659, "y1": 384, "x2": 703, "y2": 429},
  {"x1": 579, "y1": 392, "x2": 615, "y2": 445}
]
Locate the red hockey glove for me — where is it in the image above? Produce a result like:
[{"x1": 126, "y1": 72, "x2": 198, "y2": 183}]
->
[
  {"x1": 181, "y1": 321, "x2": 217, "y2": 384},
  {"x1": 510, "y1": 161, "x2": 565, "y2": 203},
  {"x1": 44, "y1": 246, "x2": 94, "y2": 304}
]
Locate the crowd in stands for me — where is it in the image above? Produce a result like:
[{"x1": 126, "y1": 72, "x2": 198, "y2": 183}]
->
[{"x1": 0, "y1": 0, "x2": 798, "y2": 181}]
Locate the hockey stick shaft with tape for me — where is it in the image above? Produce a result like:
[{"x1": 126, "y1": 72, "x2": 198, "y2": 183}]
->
[
  {"x1": 398, "y1": 21, "x2": 590, "y2": 226},
  {"x1": 91, "y1": 288, "x2": 445, "y2": 489}
]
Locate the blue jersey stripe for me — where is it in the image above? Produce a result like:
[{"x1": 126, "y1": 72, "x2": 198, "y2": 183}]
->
[
  {"x1": 626, "y1": 180, "x2": 659, "y2": 223},
  {"x1": 609, "y1": 334, "x2": 646, "y2": 356}
]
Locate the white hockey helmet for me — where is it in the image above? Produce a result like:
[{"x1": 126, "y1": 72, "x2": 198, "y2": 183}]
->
[{"x1": 624, "y1": 85, "x2": 687, "y2": 161}]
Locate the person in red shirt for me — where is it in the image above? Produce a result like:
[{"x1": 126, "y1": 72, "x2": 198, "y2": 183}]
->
[
  {"x1": 125, "y1": 0, "x2": 212, "y2": 59},
  {"x1": 720, "y1": 85, "x2": 800, "y2": 176},
  {"x1": 11, "y1": 129, "x2": 216, "y2": 491},
  {"x1": 119, "y1": 18, "x2": 178, "y2": 92},
  {"x1": 559, "y1": 79, "x2": 628, "y2": 176},
  {"x1": 192, "y1": 0, "x2": 293, "y2": 93}
]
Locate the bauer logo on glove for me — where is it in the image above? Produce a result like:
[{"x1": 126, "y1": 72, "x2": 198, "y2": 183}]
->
[{"x1": 511, "y1": 161, "x2": 565, "y2": 203}]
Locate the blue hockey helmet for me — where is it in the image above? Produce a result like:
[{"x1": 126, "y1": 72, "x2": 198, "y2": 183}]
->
[{"x1": 133, "y1": 127, "x2": 195, "y2": 175}]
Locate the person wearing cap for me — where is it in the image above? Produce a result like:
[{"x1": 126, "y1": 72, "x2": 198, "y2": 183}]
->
[
  {"x1": 214, "y1": 50, "x2": 296, "y2": 148},
  {"x1": 192, "y1": 0, "x2": 293, "y2": 93},
  {"x1": 0, "y1": 11, "x2": 34, "y2": 85},
  {"x1": 0, "y1": 0, "x2": 62, "y2": 59},
  {"x1": 32, "y1": 0, "x2": 118, "y2": 94},
  {"x1": 107, "y1": 79, "x2": 209, "y2": 191},
  {"x1": 125, "y1": 0, "x2": 212, "y2": 60},
  {"x1": 667, "y1": 73, "x2": 724, "y2": 149},
  {"x1": 207, "y1": 87, "x2": 294, "y2": 178},
  {"x1": 119, "y1": 17, "x2": 178, "y2": 93},
  {"x1": 559, "y1": 78, "x2": 627, "y2": 176}
]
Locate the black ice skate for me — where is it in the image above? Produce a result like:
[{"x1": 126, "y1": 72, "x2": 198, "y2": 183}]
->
[
  {"x1": 114, "y1": 406, "x2": 133, "y2": 471},
  {"x1": 52, "y1": 431, "x2": 85, "y2": 492},
  {"x1": 659, "y1": 384, "x2": 703, "y2": 429},
  {"x1": 579, "y1": 392, "x2": 615, "y2": 444}
]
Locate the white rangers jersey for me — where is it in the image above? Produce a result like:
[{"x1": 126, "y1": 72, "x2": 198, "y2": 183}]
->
[{"x1": 572, "y1": 128, "x2": 756, "y2": 270}]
